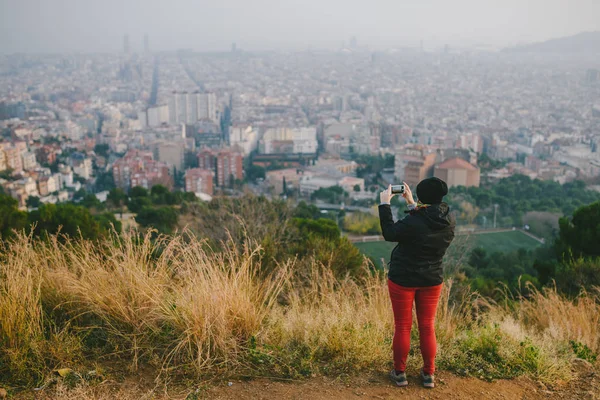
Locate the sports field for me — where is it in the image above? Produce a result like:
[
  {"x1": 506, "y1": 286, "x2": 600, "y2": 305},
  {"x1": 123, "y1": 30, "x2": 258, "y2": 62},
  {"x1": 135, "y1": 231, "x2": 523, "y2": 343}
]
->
[{"x1": 354, "y1": 230, "x2": 543, "y2": 268}]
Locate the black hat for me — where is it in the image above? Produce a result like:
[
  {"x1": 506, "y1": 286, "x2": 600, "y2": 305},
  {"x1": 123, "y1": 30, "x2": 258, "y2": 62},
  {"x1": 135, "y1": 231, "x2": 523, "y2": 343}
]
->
[{"x1": 416, "y1": 177, "x2": 448, "y2": 204}]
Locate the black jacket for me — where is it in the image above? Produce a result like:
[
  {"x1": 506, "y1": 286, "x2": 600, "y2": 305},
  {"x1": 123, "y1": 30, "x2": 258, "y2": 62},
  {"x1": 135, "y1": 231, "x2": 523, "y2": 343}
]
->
[{"x1": 378, "y1": 203, "x2": 455, "y2": 287}]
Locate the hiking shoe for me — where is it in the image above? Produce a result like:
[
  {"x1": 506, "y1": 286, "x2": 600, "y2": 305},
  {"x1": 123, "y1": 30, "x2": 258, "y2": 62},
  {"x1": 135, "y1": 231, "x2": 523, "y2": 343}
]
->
[
  {"x1": 389, "y1": 370, "x2": 408, "y2": 387},
  {"x1": 420, "y1": 369, "x2": 435, "y2": 388}
]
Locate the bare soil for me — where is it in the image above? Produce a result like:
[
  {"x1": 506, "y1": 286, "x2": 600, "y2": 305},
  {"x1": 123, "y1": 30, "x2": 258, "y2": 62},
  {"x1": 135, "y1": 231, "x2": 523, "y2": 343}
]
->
[{"x1": 10, "y1": 369, "x2": 599, "y2": 400}]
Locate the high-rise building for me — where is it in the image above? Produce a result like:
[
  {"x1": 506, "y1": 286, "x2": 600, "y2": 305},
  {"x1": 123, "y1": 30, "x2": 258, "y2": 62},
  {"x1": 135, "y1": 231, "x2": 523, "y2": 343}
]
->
[
  {"x1": 196, "y1": 148, "x2": 243, "y2": 187},
  {"x1": 229, "y1": 125, "x2": 258, "y2": 155},
  {"x1": 216, "y1": 149, "x2": 243, "y2": 187},
  {"x1": 145, "y1": 104, "x2": 169, "y2": 127},
  {"x1": 0, "y1": 101, "x2": 26, "y2": 120},
  {"x1": 186, "y1": 92, "x2": 198, "y2": 123},
  {"x1": 3, "y1": 146, "x2": 23, "y2": 173},
  {"x1": 0, "y1": 147, "x2": 6, "y2": 171},
  {"x1": 21, "y1": 152, "x2": 37, "y2": 171},
  {"x1": 168, "y1": 92, "x2": 218, "y2": 125},
  {"x1": 157, "y1": 141, "x2": 185, "y2": 173},
  {"x1": 197, "y1": 92, "x2": 218, "y2": 123},
  {"x1": 197, "y1": 148, "x2": 217, "y2": 171},
  {"x1": 184, "y1": 168, "x2": 214, "y2": 195},
  {"x1": 455, "y1": 133, "x2": 483, "y2": 154},
  {"x1": 123, "y1": 34, "x2": 130, "y2": 54}
]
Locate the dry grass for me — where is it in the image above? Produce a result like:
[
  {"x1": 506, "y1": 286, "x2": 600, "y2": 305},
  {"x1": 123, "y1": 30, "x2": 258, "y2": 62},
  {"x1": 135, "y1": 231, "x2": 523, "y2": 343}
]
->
[
  {"x1": 515, "y1": 283, "x2": 600, "y2": 356},
  {"x1": 1, "y1": 230, "x2": 598, "y2": 391}
]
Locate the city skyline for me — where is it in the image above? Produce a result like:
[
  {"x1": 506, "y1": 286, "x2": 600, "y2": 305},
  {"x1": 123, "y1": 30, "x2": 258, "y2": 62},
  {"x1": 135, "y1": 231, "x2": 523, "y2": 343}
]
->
[{"x1": 1, "y1": 0, "x2": 600, "y2": 53}]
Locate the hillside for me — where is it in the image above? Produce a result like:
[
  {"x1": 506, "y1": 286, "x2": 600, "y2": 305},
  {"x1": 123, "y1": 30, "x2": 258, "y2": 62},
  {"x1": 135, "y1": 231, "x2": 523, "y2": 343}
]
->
[
  {"x1": 503, "y1": 31, "x2": 600, "y2": 53},
  {"x1": 2, "y1": 197, "x2": 599, "y2": 398}
]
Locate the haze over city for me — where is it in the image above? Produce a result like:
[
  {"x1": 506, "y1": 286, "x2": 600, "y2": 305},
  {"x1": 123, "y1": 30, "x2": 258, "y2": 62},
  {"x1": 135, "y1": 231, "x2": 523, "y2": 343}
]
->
[
  {"x1": 2, "y1": 0, "x2": 600, "y2": 53},
  {"x1": 2, "y1": 0, "x2": 600, "y2": 398}
]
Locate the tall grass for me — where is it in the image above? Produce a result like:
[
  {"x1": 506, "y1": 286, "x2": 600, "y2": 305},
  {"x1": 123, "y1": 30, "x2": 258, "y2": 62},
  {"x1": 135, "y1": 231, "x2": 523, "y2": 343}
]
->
[{"x1": 0, "y1": 231, "x2": 597, "y2": 389}]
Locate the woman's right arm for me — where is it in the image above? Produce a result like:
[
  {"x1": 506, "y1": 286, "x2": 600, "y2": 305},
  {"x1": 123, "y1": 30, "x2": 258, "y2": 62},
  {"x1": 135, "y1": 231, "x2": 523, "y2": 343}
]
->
[{"x1": 378, "y1": 204, "x2": 413, "y2": 242}]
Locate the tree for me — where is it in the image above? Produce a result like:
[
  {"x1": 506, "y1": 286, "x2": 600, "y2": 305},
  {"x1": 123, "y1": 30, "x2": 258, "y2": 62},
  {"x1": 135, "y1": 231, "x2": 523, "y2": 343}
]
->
[
  {"x1": 469, "y1": 248, "x2": 489, "y2": 271},
  {"x1": 245, "y1": 164, "x2": 266, "y2": 183},
  {"x1": 0, "y1": 194, "x2": 28, "y2": 239},
  {"x1": 107, "y1": 188, "x2": 127, "y2": 211},
  {"x1": 311, "y1": 186, "x2": 347, "y2": 203},
  {"x1": 28, "y1": 203, "x2": 105, "y2": 240},
  {"x1": 80, "y1": 193, "x2": 103, "y2": 210},
  {"x1": 184, "y1": 151, "x2": 199, "y2": 169},
  {"x1": 294, "y1": 201, "x2": 325, "y2": 220},
  {"x1": 93, "y1": 144, "x2": 110, "y2": 158},
  {"x1": 26, "y1": 196, "x2": 41, "y2": 209},
  {"x1": 94, "y1": 212, "x2": 122, "y2": 234},
  {"x1": 128, "y1": 196, "x2": 152, "y2": 213},
  {"x1": 0, "y1": 168, "x2": 16, "y2": 181},
  {"x1": 343, "y1": 211, "x2": 381, "y2": 235},
  {"x1": 135, "y1": 206, "x2": 179, "y2": 234},
  {"x1": 459, "y1": 201, "x2": 480, "y2": 225},
  {"x1": 150, "y1": 185, "x2": 169, "y2": 197},
  {"x1": 353, "y1": 184, "x2": 361, "y2": 192},
  {"x1": 129, "y1": 186, "x2": 149, "y2": 198},
  {"x1": 555, "y1": 201, "x2": 600, "y2": 259},
  {"x1": 293, "y1": 218, "x2": 341, "y2": 241},
  {"x1": 94, "y1": 171, "x2": 115, "y2": 192},
  {"x1": 73, "y1": 188, "x2": 87, "y2": 201}
]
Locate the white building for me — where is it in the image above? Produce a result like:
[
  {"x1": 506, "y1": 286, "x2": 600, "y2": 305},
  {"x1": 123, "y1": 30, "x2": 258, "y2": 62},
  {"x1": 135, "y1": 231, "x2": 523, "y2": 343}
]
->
[
  {"x1": 229, "y1": 125, "x2": 258, "y2": 155},
  {"x1": 168, "y1": 92, "x2": 218, "y2": 125},
  {"x1": 299, "y1": 175, "x2": 339, "y2": 196},
  {"x1": 21, "y1": 152, "x2": 37, "y2": 171},
  {"x1": 146, "y1": 104, "x2": 170, "y2": 127},
  {"x1": 73, "y1": 158, "x2": 92, "y2": 180},
  {"x1": 293, "y1": 128, "x2": 319, "y2": 154},
  {"x1": 60, "y1": 165, "x2": 74, "y2": 188},
  {"x1": 259, "y1": 127, "x2": 318, "y2": 155}
]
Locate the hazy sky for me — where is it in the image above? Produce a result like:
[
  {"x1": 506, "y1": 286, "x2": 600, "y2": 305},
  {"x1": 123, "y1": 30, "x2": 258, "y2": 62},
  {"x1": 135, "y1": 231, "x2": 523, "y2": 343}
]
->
[{"x1": 1, "y1": 0, "x2": 600, "y2": 53}]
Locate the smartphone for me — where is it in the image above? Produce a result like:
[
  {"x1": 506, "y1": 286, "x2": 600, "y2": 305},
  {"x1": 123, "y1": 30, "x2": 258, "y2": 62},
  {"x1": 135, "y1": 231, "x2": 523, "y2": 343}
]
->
[{"x1": 391, "y1": 184, "x2": 405, "y2": 194}]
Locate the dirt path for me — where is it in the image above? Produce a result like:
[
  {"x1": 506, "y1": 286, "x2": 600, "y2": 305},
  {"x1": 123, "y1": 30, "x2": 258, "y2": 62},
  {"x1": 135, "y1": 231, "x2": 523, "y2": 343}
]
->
[
  {"x1": 203, "y1": 371, "x2": 598, "y2": 400},
  {"x1": 13, "y1": 370, "x2": 598, "y2": 399}
]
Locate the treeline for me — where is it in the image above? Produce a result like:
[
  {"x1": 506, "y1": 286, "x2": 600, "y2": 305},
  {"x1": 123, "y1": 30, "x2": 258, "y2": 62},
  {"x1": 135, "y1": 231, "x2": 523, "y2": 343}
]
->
[
  {"x1": 464, "y1": 201, "x2": 600, "y2": 298},
  {"x1": 1, "y1": 185, "x2": 201, "y2": 241},
  {"x1": 448, "y1": 174, "x2": 600, "y2": 228},
  {"x1": 0, "y1": 194, "x2": 120, "y2": 241}
]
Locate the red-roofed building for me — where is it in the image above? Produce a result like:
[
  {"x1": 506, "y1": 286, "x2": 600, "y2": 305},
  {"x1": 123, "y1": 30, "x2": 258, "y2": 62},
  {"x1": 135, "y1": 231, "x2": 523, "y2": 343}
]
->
[
  {"x1": 196, "y1": 147, "x2": 243, "y2": 187},
  {"x1": 112, "y1": 150, "x2": 172, "y2": 190},
  {"x1": 434, "y1": 157, "x2": 480, "y2": 188},
  {"x1": 184, "y1": 168, "x2": 214, "y2": 195}
]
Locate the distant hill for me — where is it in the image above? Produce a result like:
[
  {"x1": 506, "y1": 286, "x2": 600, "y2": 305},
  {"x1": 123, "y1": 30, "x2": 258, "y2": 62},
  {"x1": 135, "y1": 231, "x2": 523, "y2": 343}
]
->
[{"x1": 503, "y1": 31, "x2": 600, "y2": 54}]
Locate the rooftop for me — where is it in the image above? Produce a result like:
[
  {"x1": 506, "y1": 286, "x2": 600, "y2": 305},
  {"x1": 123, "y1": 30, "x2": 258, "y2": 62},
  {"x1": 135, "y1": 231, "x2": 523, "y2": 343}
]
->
[{"x1": 436, "y1": 157, "x2": 478, "y2": 171}]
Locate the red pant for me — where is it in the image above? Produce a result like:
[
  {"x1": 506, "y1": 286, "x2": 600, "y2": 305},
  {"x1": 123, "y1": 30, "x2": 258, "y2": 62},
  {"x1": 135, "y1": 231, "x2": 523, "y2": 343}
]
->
[{"x1": 388, "y1": 279, "x2": 443, "y2": 375}]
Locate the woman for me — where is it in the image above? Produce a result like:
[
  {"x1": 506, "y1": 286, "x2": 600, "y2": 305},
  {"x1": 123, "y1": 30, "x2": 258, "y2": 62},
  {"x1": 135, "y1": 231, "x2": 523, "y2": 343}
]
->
[{"x1": 378, "y1": 177, "x2": 455, "y2": 388}]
